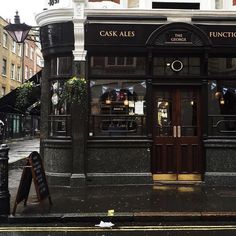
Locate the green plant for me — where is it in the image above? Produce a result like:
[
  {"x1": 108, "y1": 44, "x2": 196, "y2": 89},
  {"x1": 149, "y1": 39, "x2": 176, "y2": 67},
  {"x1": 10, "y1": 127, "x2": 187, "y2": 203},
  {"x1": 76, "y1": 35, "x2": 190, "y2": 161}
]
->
[
  {"x1": 15, "y1": 81, "x2": 34, "y2": 110},
  {"x1": 65, "y1": 76, "x2": 87, "y2": 104}
]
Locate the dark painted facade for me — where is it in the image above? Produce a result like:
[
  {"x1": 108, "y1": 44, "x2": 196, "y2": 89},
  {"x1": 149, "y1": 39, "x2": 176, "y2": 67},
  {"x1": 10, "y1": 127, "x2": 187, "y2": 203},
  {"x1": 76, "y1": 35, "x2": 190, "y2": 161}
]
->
[{"x1": 39, "y1": 16, "x2": 236, "y2": 186}]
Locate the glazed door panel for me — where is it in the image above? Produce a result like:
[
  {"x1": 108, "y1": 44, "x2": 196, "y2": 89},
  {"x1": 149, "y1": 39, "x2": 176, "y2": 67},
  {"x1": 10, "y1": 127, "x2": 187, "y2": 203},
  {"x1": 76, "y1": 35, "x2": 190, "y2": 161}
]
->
[{"x1": 152, "y1": 87, "x2": 202, "y2": 181}]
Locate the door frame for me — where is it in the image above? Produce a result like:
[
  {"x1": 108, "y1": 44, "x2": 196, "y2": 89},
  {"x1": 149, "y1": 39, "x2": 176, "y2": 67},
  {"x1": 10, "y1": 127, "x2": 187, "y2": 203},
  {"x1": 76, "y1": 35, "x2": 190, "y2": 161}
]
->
[{"x1": 151, "y1": 84, "x2": 203, "y2": 181}]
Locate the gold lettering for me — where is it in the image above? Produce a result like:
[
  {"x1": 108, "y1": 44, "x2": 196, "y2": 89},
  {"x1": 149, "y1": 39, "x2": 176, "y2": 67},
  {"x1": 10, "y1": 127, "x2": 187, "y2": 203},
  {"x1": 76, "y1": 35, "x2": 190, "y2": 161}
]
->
[
  {"x1": 99, "y1": 31, "x2": 118, "y2": 37},
  {"x1": 119, "y1": 31, "x2": 135, "y2": 37},
  {"x1": 171, "y1": 38, "x2": 186, "y2": 42},
  {"x1": 99, "y1": 30, "x2": 135, "y2": 38},
  {"x1": 174, "y1": 33, "x2": 183, "y2": 37},
  {"x1": 209, "y1": 31, "x2": 236, "y2": 38}
]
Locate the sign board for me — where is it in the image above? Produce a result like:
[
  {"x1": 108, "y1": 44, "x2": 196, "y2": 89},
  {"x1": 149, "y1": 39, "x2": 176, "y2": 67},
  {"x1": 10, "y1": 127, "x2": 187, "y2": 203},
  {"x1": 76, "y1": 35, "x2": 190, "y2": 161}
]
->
[
  {"x1": 165, "y1": 31, "x2": 192, "y2": 44},
  {"x1": 12, "y1": 152, "x2": 52, "y2": 215},
  {"x1": 85, "y1": 23, "x2": 236, "y2": 47}
]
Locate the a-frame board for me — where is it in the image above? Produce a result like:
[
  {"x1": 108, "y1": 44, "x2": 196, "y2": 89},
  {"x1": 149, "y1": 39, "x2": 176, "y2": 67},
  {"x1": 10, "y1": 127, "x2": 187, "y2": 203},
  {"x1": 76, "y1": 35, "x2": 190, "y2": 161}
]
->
[{"x1": 12, "y1": 151, "x2": 52, "y2": 215}]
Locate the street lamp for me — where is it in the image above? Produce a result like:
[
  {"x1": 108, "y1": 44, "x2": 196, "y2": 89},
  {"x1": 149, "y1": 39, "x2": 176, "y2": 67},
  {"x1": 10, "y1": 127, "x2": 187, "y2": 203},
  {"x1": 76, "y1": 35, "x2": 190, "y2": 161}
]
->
[
  {"x1": 0, "y1": 11, "x2": 32, "y2": 217},
  {"x1": 4, "y1": 11, "x2": 32, "y2": 43}
]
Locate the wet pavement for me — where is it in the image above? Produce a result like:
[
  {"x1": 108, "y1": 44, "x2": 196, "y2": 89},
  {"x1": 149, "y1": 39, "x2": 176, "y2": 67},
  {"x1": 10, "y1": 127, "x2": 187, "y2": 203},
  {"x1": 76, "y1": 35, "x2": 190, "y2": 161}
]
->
[
  {"x1": 4, "y1": 138, "x2": 236, "y2": 227},
  {"x1": 6, "y1": 138, "x2": 39, "y2": 165}
]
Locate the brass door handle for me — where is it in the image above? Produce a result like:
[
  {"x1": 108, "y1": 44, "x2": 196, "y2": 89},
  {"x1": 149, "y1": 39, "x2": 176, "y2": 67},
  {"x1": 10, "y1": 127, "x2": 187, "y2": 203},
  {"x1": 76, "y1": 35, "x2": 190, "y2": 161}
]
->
[
  {"x1": 173, "y1": 126, "x2": 176, "y2": 138},
  {"x1": 177, "y1": 125, "x2": 181, "y2": 138}
]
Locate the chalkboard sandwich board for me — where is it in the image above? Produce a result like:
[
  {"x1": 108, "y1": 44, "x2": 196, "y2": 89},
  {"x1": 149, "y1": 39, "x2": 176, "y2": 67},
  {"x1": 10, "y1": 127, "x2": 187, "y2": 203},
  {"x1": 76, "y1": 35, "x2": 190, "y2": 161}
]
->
[{"x1": 12, "y1": 151, "x2": 52, "y2": 215}]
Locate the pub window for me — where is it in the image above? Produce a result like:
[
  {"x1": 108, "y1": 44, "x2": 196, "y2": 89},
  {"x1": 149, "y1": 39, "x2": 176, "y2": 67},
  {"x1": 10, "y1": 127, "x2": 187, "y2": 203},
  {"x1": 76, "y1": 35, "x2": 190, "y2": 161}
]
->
[
  {"x1": 208, "y1": 80, "x2": 236, "y2": 137},
  {"x1": 50, "y1": 56, "x2": 73, "y2": 76},
  {"x1": 89, "y1": 79, "x2": 146, "y2": 137},
  {"x1": 208, "y1": 57, "x2": 236, "y2": 75},
  {"x1": 90, "y1": 56, "x2": 146, "y2": 75},
  {"x1": 226, "y1": 58, "x2": 233, "y2": 69},
  {"x1": 106, "y1": 57, "x2": 136, "y2": 67},
  {"x1": 49, "y1": 79, "x2": 71, "y2": 138},
  {"x1": 153, "y1": 56, "x2": 201, "y2": 76}
]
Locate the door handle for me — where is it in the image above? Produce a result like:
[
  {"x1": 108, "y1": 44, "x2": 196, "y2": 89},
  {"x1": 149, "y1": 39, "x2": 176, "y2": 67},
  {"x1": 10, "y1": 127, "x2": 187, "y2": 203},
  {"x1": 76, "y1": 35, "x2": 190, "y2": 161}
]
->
[
  {"x1": 177, "y1": 125, "x2": 181, "y2": 138},
  {"x1": 173, "y1": 126, "x2": 176, "y2": 138}
]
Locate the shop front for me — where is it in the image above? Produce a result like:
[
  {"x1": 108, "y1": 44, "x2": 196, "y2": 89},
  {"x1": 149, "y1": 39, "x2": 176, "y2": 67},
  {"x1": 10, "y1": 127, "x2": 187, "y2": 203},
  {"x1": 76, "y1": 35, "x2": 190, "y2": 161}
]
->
[
  {"x1": 84, "y1": 18, "x2": 236, "y2": 185},
  {"x1": 39, "y1": 12, "x2": 236, "y2": 186}
]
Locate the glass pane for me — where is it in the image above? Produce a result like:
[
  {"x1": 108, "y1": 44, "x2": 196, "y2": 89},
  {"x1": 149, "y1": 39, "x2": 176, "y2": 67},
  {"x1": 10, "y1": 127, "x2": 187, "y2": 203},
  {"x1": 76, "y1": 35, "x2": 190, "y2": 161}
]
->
[
  {"x1": 49, "y1": 80, "x2": 71, "y2": 138},
  {"x1": 153, "y1": 56, "x2": 200, "y2": 76},
  {"x1": 208, "y1": 80, "x2": 236, "y2": 136},
  {"x1": 156, "y1": 91, "x2": 172, "y2": 136},
  {"x1": 90, "y1": 56, "x2": 146, "y2": 75},
  {"x1": 208, "y1": 58, "x2": 236, "y2": 75},
  {"x1": 181, "y1": 90, "x2": 197, "y2": 136},
  {"x1": 50, "y1": 56, "x2": 72, "y2": 76},
  {"x1": 89, "y1": 79, "x2": 146, "y2": 136}
]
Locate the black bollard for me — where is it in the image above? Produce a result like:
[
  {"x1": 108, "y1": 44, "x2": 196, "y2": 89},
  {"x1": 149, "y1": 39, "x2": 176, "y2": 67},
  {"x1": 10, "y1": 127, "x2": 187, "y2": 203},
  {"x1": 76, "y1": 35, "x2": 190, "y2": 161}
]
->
[{"x1": 0, "y1": 144, "x2": 10, "y2": 216}]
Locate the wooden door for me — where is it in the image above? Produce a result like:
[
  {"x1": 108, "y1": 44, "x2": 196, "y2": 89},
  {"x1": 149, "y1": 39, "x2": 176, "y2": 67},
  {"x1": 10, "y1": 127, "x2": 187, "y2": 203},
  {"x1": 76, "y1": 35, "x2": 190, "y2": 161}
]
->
[{"x1": 152, "y1": 86, "x2": 202, "y2": 181}]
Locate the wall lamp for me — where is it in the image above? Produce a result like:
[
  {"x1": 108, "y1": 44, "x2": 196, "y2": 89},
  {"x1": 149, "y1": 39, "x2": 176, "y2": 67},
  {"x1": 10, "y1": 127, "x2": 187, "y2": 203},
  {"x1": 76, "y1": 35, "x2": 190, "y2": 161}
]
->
[{"x1": 4, "y1": 11, "x2": 39, "y2": 43}]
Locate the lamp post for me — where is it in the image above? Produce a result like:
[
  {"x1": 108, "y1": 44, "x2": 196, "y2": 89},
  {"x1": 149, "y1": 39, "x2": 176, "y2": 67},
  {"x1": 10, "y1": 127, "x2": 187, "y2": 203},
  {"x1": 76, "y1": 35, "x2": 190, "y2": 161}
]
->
[
  {"x1": 0, "y1": 144, "x2": 10, "y2": 216},
  {"x1": 1, "y1": 11, "x2": 32, "y2": 216}
]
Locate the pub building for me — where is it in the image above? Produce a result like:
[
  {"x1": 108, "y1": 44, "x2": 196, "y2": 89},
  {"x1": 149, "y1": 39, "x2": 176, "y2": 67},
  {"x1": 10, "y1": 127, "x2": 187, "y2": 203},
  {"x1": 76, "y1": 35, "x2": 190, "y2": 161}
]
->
[{"x1": 36, "y1": 4, "x2": 236, "y2": 187}]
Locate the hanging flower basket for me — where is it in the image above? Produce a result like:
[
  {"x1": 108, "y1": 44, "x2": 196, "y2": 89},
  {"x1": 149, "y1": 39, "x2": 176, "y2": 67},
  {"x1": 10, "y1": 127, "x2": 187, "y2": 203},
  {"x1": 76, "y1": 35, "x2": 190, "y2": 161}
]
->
[{"x1": 65, "y1": 76, "x2": 87, "y2": 104}]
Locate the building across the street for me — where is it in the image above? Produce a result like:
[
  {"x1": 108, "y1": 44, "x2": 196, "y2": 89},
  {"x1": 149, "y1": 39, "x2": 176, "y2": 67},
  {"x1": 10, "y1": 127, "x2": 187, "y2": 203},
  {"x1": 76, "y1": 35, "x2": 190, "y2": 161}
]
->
[
  {"x1": 36, "y1": 0, "x2": 236, "y2": 186},
  {"x1": 0, "y1": 15, "x2": 43, "y2": 140}
]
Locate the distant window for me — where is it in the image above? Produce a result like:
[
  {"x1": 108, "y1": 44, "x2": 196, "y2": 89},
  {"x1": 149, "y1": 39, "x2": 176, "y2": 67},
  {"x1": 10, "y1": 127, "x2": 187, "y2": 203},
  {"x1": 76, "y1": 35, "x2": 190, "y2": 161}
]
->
[
  {"x1": 18, "y1": 44, "x2": 22, "y2": 57},
  {"x1": 3, "y1": 33, "x2": 8, "y2": 48},
  {"x1": 29, "y1": 68, "x2": 33, "y2": 78},
  {"x1": 17, "y1": 66, "x2": 21, "y2": 81},
  {"x1": 25, "y1": 43, "x2": 29, "y2": 57},
  {"x1": 25, "y1": 66, "x2": 28, "y2": 80},
  {"x1": 2, "y1": 87, "x2": 6, "y2": 97},
  {"x1": 152, "y1": 2, "x2": 200, "y2": 9},
  {"x1": 215, "y1": 0, "x2": 223, "y2": 9},
  {"x1": 2, "y1": 59, "x2": 7, "y2": 75},
  {"x1": 37, "y1": 55, "x2": 42, "y2": 67},
  {"x1": 30, "y1": 47, "x2": 34, "y2": 60},
  {"x1": 11, "y1": 41, "x2": 16, "y2": 53},
  {"x1": 128, "y1": 0, "x2": 139, "y2": 8},
  {"x1": 11, "y1": 64, "x2": 15, "y2": 79}
]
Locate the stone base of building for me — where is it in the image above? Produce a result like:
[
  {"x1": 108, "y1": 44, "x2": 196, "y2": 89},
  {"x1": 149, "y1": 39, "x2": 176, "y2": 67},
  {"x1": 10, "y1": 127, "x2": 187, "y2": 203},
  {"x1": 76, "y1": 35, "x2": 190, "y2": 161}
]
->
[
  {"x1": 204, "y1": 139, "x2": 236, "y2": 186},
  {"x1": 86, "y1": 172, "x2": 153, "y2": 185},
  {"x1": 46, "y1": 172, "x2": 72, "y2": 186},
  {"x1": 86, "y1": 139, "x2": 153, "y2": 185},
  {"x1": 70, "y1": 174, "x2": 86, "y2": 187},
  {"x1": 204, "y1": 172, "x2": 236, "y2": 186},
  {"x1": 0, "y1": 193, "x2": 10, "y2": 215}
]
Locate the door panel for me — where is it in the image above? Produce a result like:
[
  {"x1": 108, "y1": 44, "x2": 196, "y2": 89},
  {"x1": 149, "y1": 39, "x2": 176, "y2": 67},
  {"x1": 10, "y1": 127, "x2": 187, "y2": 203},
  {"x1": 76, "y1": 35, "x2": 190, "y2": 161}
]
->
[{"x1": 152, "y1": 86, "x2": 202, "y2": 181}]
